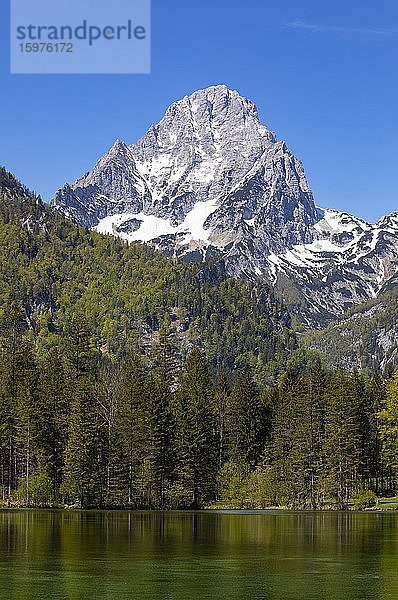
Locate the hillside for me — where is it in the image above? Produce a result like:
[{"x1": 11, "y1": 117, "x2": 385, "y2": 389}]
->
[
  {"x1": 304, "y1": 289, "x2": 398, "y2": 372},
  {"x1": 0, "y1": 167, "x2": 294, "y2": 371},
  {"x1": 0, "y1": 167, "x2": 396, "y2": 511}
]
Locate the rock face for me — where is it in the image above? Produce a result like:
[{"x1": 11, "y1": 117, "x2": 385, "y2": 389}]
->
[
  {"x1": 51, "y1": 84, "x2": 398, "y2": 328},
  {"x1": 52, "y1": 85, "x2": 318, "y2": 259},
  {"x1": 304, "y1": 288, "x2": 398, "y2": 371},
  {"x1": 52, "y1": 139, "x2": 151, "y2": 228},
  {"x1": 268, "y1": 209, "x2": 398, "y2": 326}
]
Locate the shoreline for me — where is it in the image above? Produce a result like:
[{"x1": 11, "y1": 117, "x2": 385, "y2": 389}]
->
[{"x1": 1, "y1": 504, "x2": 398, "y2": 513}]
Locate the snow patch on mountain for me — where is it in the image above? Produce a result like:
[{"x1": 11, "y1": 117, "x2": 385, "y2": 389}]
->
[
  {"x1": 267, "y1": 209, "x2": 372, "y2": 273},
  {"x1": 53, "y1": 83, "x2": 317, "y2": 253},
  {"x1": 96, "y1": 196, "x2": 219, "y2": 245},
  {"x1": 51, "y1": 85, "x2": 398, "y2": 327},
  {"x1": 267, "y1": 207, "x2": 398, "y2": 326}
]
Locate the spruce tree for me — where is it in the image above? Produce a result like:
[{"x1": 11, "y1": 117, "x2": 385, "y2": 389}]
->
[
  {"x1": 115, "y1": 350, "x2": 148, "y2": 506},
  {"x1": 351, "y1": 371, "x2": 383, "y2": 492},
  {"x1": 175, "y1": 348, "x2": 217, "y2": 508},
  {"x1": 150, "y1": 322, "x2": 181, "y2": 383},
  {"x1": 35, "y1": 347, "x2": 68, "y2": 497},
  {"x1": 95, "y1": 359, "x2": 124, "y2": 507},
  {"x1": 145, "y1": 369, "x2": 176, "y2": 507},
  {"x1": 367, "y1": 373, "x2": 386, "y2": 493},
  {"x1": 322, "y1": 371, "x2": 361, "y2": 508},
  {"x1": 227, "y1": 367, "x2": 267, "y2": 469},
  {"x1": 379, "y1": 371, "x2": 398, "y2": 486},
  {"x1": 214, "y1": 371, "x2": 230, "y2": 470},
  {"x1": 13, "y1": 343, "x2": 37, "y2": 505},
  {"x1": 60, "y1": 315, "x2": 101, "y2": 507},
  {"x1": 270, "y1": 355, "x2": 326, "y2": 508},
  {"x1": 0, "y1": 301, "x2": 33, "y2": 498}
]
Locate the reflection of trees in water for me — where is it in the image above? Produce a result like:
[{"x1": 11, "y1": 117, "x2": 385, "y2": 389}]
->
[{"x1": 0, "y1": 511, "x2": 397, "y2": 600}]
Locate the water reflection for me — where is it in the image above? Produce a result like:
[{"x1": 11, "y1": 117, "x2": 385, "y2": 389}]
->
[{"x1": 0, "y1": 510, "x2": 397, "y2": 599}]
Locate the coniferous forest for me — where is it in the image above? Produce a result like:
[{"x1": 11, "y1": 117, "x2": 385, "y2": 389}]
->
[{"x1": 1, "y1": 168, "x2": 398, "y2": 511}]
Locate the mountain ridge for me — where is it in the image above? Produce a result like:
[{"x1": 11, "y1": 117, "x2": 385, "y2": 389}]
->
[
  {"x1": 0, "y1": 165, "x2": 294, "y2": 371},
  {"x1": 51, "y1": 85, "x2": 398, "y2": 328},
  {"x1": 52, "y1": 84, "x2": 318, "y2": 257}
]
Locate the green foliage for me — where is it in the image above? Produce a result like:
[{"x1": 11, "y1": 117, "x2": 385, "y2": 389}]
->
[
  {"x1": 114, "y1": 350, "x2": 149, "y2": 506},
  {"x1": 304, "y1": 289, "x2": 398, "y2": 373},
  {"x1": 60, "y1": 315, "x2": 100, "y2": 507},
  {"x1": 0, "y1": 297, "x2": 395, "y2": 510},
  {"x1": 227, "y1": 367, "x2": 269, "y2": 467},
  {"x1": 244, "y1": 466, "x2": 279, "y2": 508},
  {"x1": 163, "y1": 482, "x2": 192, "y2": 509},
  {"x1": 217, "y1": 463, "x2": 280, "y2": 509},
  {"x1": 16, "y1": 474, "x2": 53, "y2": 507},
  {"x1": 321, "y1": 372, "x2": 362, "y2": 508},
  {"x1": 0, "y1": 168, "x2": 396, "y2": 510},
  {"x1": 0, "y1": 168, "x2": 294, "y2": 372},
  {"x1": 0, "y1": 300, "x2": 37, "y2": 495},
  {"x1": 270, "y1": 353, "x2": 327, "y2": 508},
  {"x1": 217, "y1": 461, "x2": 248, "y2": 507},
  {"x1": 175, "y1": 348, "x2": 217, "y2": 507},
  {"x1": 352, "y1": 489, "x2": 377, "y2": 510},
  {"x1": 145, "y1": 369, "x2": 176, "y2": 506},
  {"x1": 379, "y1": 372, "x2": 398, "y2": 471}
]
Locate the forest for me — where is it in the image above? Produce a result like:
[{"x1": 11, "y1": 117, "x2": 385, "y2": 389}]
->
[
  {"x1": 1, "y1": 167, "x2": 398, "y2": 510},
  {"x1": 1, "y1": 299, "x2": 397, "y2": 510}
]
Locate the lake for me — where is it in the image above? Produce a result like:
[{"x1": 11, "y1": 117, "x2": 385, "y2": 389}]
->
[{"x1": 0, "y1": 510, "x2": 398, "y2": 599}]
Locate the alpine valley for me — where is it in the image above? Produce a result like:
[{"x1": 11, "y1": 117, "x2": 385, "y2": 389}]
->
[
  {"x1": 52, "y1": 85, "x2": 398, "y2": 335},
  {"x1": 2, "y1": 86, "x2": 398, "y2": 512}
]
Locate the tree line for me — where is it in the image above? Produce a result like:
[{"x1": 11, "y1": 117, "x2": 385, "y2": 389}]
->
[
  {"x1": 0, "y1": 167, "x2": 294, "y2": 378},
  {"x1": 1, "y1": 300, "x2": 398, "y2": 510}
]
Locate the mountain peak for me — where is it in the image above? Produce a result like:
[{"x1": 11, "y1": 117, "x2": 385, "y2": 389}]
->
[
  {"x1": 50, "y1": 87, "x2": 398, "y2": 328},
  {"x1": 0, "y1": 167, "x2": 44, "y2": 208},
  {"x1": 110, "y1": 138, "x2": 127, "y2": 149},
  {"x1": 0, "y1": 167, "x2": 28, "y2": 196},
  {"x1": 158, "y1": 84, "x2": 269, "y2": 141},
  {"x1": 376, "y1": 211, "x2": 398, "y2": 230},
  {"x1": 183, "y1": 84, "x2": 258, "y2": 113},
  {"x1": 106, "y1": 138, "x2": 130, "y2": 158},
  {"x1": 52, "y1": 85, "x2": 317, "y2": 264}
]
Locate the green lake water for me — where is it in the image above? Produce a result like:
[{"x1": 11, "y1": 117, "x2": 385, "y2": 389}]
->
[{"x1": 1, "y1": 510, "x2": 398, "y2": 599}]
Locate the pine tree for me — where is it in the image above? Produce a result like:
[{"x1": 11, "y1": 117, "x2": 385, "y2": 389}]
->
[
  {"x1": 115, "y1": 350, "x2": 148, "y2": 506},
  {"x1": 322, "y1": 371, "x2": 361, "y2": 508},
  {"x1": 60, "y1": 315, "x2": 101, "y2": 507},
  {"x1": 175, "y1": 348, "x2": 217, "y2": 508},
  {"x1": 227, "y1": 367, "x2": 268, "y2": 468},
  {"x1": 0, "y1": 301, "x2": 34, "y2": 499}
]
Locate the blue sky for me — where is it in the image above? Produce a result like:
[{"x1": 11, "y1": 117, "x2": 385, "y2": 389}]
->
[{"x1": 0, "y1": 0, "x2": 397, "y2": 222}]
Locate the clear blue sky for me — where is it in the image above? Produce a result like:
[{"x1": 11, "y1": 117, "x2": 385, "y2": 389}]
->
[{"x1": 1, "y1": 0, "x2": 397, "y2": 222}]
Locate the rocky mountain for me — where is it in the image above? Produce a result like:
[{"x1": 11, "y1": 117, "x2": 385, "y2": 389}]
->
[
  {"x1": 304, "y1": 288, "x2": 398, "y2": 372},
  {"x1": 51, "y1": 85, "x2": 398, "y2": 328},
  {"x1": 52, "y1": 85, "x2": 318, "y2": 261},
  {"x1": 269, "y1": 209, "x2": 398, "y2": 327}
]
